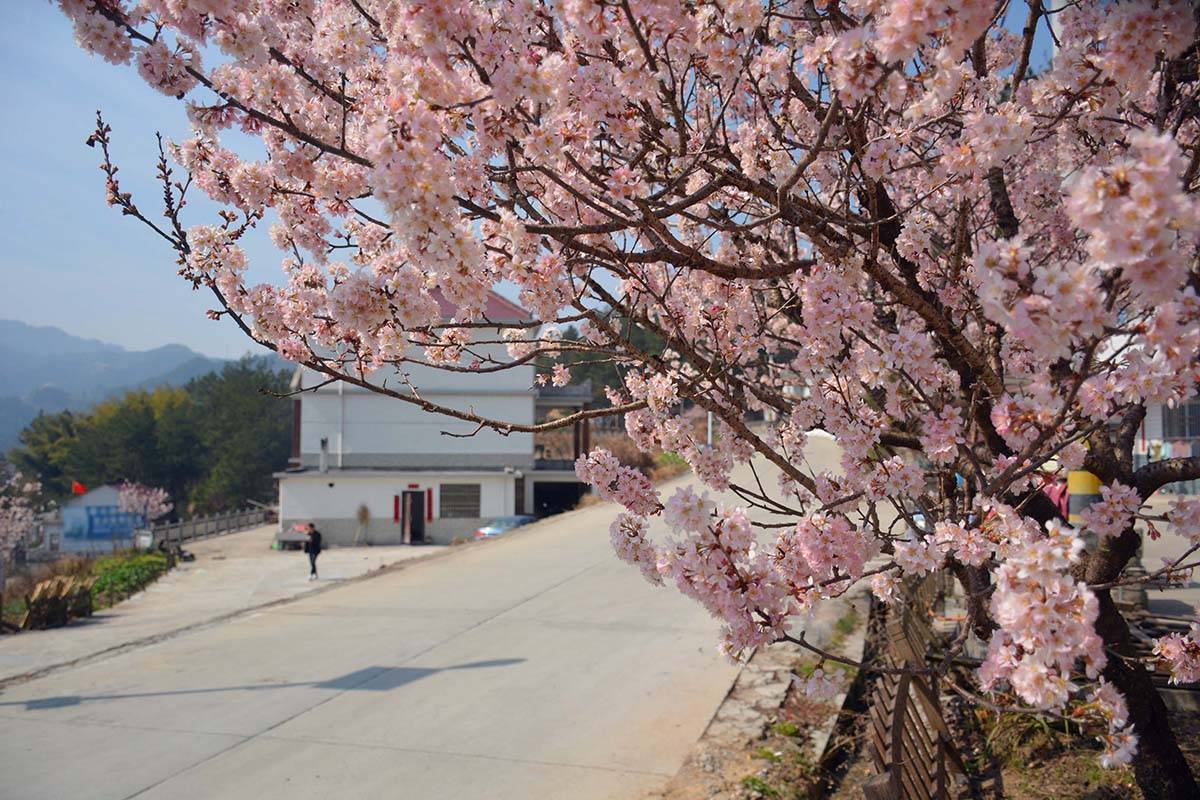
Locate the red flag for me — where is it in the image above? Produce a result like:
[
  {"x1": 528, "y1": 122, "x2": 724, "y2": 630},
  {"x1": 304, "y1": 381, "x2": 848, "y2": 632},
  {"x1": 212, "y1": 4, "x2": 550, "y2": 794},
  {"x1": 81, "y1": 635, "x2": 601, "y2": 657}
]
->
[{"x1": 71, "y1": 480, "x2": 87, "y2": 495}]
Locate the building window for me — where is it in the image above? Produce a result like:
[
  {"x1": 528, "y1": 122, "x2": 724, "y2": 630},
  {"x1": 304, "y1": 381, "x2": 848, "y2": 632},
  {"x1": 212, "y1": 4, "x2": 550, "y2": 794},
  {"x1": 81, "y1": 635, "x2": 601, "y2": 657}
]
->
[
  {"x1": 1164, "y1": 402, "x2": 1200, "y2": 439},
  {"x1": 440, "y1": 483, "x2": 481, "y2": 518},
  {"x1": 515, "y1": 476, "x2": 525, "y2": 515}
]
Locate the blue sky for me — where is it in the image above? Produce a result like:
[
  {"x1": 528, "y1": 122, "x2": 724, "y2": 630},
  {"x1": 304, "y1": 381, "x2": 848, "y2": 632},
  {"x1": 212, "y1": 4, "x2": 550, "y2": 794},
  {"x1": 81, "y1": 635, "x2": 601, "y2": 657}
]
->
[
  {"x1": 0, "y1": 4, "x2": 277, "y2": 358},
  {"x1": 1, "y1": 5, "x2": 1053, "y2": 359}
]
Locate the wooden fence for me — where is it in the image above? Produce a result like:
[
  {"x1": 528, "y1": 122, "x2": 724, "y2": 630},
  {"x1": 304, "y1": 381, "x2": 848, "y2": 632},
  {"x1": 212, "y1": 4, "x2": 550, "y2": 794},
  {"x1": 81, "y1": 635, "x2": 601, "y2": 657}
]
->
[
  {"x1": 863, "y1": 573, "x2": 972, "y2": 800},
  {"x1": 18, "y1": 576, "x2": 95, "y2": 630},
  {"x1": 152, "y1": 507, "x2": 271, "y2": 550}
]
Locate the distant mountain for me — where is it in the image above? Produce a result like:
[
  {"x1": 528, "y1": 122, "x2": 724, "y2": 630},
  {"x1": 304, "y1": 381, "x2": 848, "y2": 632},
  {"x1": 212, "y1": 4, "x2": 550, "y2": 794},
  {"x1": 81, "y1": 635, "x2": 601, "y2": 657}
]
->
[
  {"x1": 0, "y1": 320, "x2": 257, "y2": 452},
  {"x1": 0, "y1": 319, "x2": 122, "y2": 359}
]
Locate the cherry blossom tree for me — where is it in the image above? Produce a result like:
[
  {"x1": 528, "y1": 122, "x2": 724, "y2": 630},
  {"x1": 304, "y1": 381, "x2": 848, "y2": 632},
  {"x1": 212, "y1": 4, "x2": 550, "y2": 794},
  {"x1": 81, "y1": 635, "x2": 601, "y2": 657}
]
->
[
  {"x1": 0, "y1": 472, "x2": 40, "y2": 611},
  {"x1": 57, "y1": 0, "x2": 1200, "y2": 794},
  {"x1": 117, "y1": 481, "x2": 174, "y2": 525}
]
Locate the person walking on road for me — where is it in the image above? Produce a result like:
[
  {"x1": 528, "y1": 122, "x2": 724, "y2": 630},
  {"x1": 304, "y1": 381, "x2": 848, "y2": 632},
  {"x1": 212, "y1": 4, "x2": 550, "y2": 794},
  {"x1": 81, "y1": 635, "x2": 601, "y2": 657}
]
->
[{"x1": 303, "y1": 523, "x2": 322, "y2": 580}]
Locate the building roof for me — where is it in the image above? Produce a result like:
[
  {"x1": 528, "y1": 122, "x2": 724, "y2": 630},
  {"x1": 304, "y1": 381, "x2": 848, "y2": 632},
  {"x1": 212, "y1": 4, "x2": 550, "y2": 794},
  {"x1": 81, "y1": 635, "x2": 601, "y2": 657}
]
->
[
  {"x1": 430, "y1": 288, "x2": 530, "y2": 324},
  {"x1": 63, "y1": 484, "x2": 120, "y2": 508}
]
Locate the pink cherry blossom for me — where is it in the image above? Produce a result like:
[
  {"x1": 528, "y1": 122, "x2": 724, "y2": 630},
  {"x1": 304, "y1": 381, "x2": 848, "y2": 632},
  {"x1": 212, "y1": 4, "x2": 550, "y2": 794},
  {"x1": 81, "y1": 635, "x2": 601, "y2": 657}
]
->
[
  {"x1": 0, "y1": 472, "x2": 39, "y2": 560},
  {"x1": 609, "y1": 513, "x2": 662, "y2": 586},
  {"x1": 663, "y1": 486, "x2": 714, "y2": 533},
  {"x1": 1153, "y1": 624, "x2": 1200, "y2": 685},
  {"x1": 793, "y1": 667, "x2": 843, "y2": 701},
  {"x1": 55, "y1": 0, "x2": 1200, "y2": 785},
  {"x1": 118, "y1": 482, "x2": 173, "y2": 523},
  {"x1": 1079, "y1": 482, "x2": 1141, "y2": 540}
]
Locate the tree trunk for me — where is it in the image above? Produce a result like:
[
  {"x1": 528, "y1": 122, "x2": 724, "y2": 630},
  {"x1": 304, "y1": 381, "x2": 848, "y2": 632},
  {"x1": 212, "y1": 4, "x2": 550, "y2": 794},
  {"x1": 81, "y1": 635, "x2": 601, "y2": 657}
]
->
[
  {"x1": 1087, "y1": 527, "x2": 1200, "y2": 798},
  {"x1": 1103, "y1": 649, "x2": 1199, "y2": 799},
  {"x1": 1092, "y1": 585, "x2": 1199, "y2": 798}
]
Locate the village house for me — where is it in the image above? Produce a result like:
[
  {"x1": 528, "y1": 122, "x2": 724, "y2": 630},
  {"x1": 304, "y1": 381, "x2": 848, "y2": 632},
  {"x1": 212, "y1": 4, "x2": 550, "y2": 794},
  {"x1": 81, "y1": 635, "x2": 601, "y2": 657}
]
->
[
  {"x1": 56, "y1": 485, "x2": 141, "y2": 552},
  {"x1": 1136, "y1": 400, "x2": 1200, "y2": 495},
  {"x1": 276, "y1": 293, "x2": 592, "y2": 545}
]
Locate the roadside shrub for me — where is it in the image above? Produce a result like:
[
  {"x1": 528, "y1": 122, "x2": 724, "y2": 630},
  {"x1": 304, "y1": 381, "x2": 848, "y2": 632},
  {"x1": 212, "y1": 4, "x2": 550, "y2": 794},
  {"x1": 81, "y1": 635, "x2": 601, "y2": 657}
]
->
[
  {"x1": 650, "y1": 451, "x2": 689, "y2": 483},
  {"x1": 2, "y1": 551, "x2": 172, "y2": 627},
  {"x1": 91, "y1": 552, "x2": 170, "y2": 606}
]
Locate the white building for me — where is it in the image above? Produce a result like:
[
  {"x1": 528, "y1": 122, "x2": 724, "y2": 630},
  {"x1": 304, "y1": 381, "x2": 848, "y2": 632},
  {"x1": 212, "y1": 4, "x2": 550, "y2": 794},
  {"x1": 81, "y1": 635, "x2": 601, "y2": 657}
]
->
[
  {"x1": 276, "y1": 293, "x2": 592, "y2": 545},
  {"x1": 1137, "y1": 400, "x2": 1200, "y2": 495},
  {"x1": 58, "y1": 485, "x2": 141, "y2": 552}
]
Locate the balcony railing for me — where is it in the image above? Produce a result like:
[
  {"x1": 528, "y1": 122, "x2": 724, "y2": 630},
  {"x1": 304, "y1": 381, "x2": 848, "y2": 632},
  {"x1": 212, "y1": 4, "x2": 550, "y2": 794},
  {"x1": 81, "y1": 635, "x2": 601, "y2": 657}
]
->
[{"x1": 534, "y1": 458, "x2": 576, "y2": 471}]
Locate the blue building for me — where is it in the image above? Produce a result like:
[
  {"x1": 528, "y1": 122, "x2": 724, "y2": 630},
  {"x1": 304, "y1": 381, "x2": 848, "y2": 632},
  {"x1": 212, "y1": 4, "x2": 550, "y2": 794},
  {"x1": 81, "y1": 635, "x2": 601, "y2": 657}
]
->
[{"x1": 61, "y1": 485, "x2": 143, "y2": 548}]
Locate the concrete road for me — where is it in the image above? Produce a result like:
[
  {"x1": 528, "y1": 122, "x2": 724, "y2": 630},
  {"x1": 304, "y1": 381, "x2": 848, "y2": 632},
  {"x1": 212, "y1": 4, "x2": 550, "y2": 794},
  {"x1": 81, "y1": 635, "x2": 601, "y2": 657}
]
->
[
  {"x1": 0, "y1": 471, "x2": 755, "y2": 800},
  {"x1": 1140, "y1": 495, "x2": 1200, "y2": 617},
  {"x1": 0, "y1": 527, "x2": 445, "y2": 683}
]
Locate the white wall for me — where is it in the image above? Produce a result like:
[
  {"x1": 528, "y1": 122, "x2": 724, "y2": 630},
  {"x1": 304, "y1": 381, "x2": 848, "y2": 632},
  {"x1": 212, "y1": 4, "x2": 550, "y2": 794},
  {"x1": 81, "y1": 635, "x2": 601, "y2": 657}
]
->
[
  {"x1": 1144, "y1": 403, "x2": 1164, "y2": 441},
  {"x1": 294, "y1": 338, "x2": 538, "y2": 466},
  {"x1": 389, "y1": 343, "x2": 535, "y2": 393},
  {"x1": 280, "y1": 472, "x2": 514, "y2": 523},
  {"x1": 300, "y1": 391, "x2": 533, "y2": 461},
  {"x1": 298, "y1": 342, "x2": 534, "y2": 395},
  {"x1": 64, "y1": 485, "x2": 120, "y2": 509}
]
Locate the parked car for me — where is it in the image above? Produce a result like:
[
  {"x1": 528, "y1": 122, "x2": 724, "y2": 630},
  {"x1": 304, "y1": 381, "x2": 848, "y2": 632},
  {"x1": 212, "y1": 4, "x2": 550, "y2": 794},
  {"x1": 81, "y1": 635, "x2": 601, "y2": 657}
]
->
[{"x1": 473, "y1": 515, "x2": 536, "y2": 540}]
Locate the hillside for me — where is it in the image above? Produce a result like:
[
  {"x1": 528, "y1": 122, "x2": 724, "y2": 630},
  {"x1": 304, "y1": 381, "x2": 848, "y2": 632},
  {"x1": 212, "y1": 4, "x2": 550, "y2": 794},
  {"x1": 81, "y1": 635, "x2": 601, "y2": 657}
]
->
[{"x1": 0, "y1": 320, "x2": 278, "y2": 451}]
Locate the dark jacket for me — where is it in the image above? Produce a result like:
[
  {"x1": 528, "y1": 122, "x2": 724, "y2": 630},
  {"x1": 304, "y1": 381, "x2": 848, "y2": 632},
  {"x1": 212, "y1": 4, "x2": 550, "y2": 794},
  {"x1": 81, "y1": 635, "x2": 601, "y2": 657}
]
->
[{"x1": 303, "y1": 530, "x2": 322, "y2": 555}]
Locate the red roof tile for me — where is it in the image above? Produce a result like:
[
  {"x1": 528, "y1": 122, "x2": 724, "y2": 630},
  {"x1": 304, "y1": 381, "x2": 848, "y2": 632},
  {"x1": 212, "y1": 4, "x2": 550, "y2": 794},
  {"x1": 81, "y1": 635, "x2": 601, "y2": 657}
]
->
[{"x1": 429, "y1": 288, "x2": 530, "y2": 323}]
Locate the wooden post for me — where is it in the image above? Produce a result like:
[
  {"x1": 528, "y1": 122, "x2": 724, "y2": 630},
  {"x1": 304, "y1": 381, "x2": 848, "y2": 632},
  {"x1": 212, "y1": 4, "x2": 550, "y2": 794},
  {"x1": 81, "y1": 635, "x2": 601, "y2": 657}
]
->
[
  {"x1": 581, "y1": 402, "x2": 591, "y2": 455},
  {"x1": 891, "y1": 674, "x2": 910, "y2": 798}
]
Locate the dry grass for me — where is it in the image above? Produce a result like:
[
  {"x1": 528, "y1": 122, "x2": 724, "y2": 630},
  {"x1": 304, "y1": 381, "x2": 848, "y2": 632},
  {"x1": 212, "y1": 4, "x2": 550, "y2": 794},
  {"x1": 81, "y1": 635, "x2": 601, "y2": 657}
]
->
[
  {"x1": 978, "y1": 705, "x2": 1200, "y2": 799},
  {"x1": 574, "y1": 492, "x2": 606, "y2": 508},
  {"x1": 982, "y1": 710, "x2": 1140, "y2": 799},
  {"x1": 2, "y1": 555, "x2": 96, "y2": 625},
  {"x1": 538, "y1": 428, "x2": 658, "y2": 471},
  {"x1": 4, "y1": 556, "x2": 93, "y2": 604},
  {"x1": 648, "y1": 452, "x2": 690, "y2": 483},
  {"x1": 537, "y1": 412, "x2": 706, "y2": 485}
]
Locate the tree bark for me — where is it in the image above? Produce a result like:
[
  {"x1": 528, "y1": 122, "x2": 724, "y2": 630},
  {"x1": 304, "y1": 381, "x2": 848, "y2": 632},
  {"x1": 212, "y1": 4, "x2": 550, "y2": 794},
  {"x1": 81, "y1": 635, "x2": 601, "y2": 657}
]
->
[
  {"x1": 1088, "y1": 528, "x2": 1200, "y2": 797},
  {"x1": 1101, "y1": 625, "x2": 1199, "y2": 798}
]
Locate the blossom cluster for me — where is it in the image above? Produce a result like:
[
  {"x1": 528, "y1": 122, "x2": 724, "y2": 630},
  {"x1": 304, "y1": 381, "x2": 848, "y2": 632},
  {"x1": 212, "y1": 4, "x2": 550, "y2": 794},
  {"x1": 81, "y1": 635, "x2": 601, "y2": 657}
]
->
[
  {"x1": 982, "y1": 516, "x2": 1104, "y2": 709},
  {"x1": 1089, "y1": 680, "x2": 1137, "y2": 768},
  {"x1": 574, "y1": 450, "x2": 659, "y2": 517},
  {"x1": 55, "y1": 0, "x2": 1200, "y2": 778},
  {"x1": 117, "y1": 482, "x2": 173, "y2": 524},
  {"x1": 608, "y1": 513, "x2": 663, "y2": 586},
  {"x1": 1078, "y1": 482, "x2": 1141, "y2": 540},
  {"x1": 1167, "y1": 498, "x2": 1200, "y2": 546},
  {"x1": 1153, "y1": 624, "x2": 1200, "y2": 686},
  {"x1": 793, "y1": 667, "x2": 843, "y2": 702},
  {"x1": 0, "y1": 472, "x2": 39, "y2": 559}
]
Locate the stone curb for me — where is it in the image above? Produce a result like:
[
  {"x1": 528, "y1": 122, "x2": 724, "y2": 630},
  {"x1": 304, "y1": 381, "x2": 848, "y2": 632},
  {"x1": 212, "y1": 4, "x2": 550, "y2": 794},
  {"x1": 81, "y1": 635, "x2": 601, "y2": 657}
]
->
[
  {"x1": 808, "y1": 590, "x2": 870, "y2": 766},
  {"x1": 654, "y1": 588, "x2": 869, "y2": 798}
]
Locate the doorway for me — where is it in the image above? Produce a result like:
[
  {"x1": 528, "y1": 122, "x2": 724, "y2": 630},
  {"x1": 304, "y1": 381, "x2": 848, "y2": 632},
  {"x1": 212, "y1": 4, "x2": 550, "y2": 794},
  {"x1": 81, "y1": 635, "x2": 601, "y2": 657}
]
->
[
  {"x1": 533, "y1": 481, "x2": 587, "y2": 517},
  {"x1": 401, "y1": 490, "x2": 425, "y2": 544}
]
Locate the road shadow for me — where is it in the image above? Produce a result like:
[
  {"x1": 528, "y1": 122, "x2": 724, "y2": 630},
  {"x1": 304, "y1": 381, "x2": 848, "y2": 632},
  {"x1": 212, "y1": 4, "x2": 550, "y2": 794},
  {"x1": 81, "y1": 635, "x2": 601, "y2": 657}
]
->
[
  {"x1": 0, "y1": 658, "x2": 525, "y2": 711},
  {"x1": 1147, "y1": 598, "x2": 1198, "y2": 616}
]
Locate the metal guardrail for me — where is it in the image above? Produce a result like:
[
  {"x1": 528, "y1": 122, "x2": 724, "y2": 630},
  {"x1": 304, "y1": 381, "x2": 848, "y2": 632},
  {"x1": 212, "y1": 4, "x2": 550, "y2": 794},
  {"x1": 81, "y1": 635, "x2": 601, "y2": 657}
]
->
[{"x1": 152, "y1": 507, "x2": 271, "y2": 549}]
